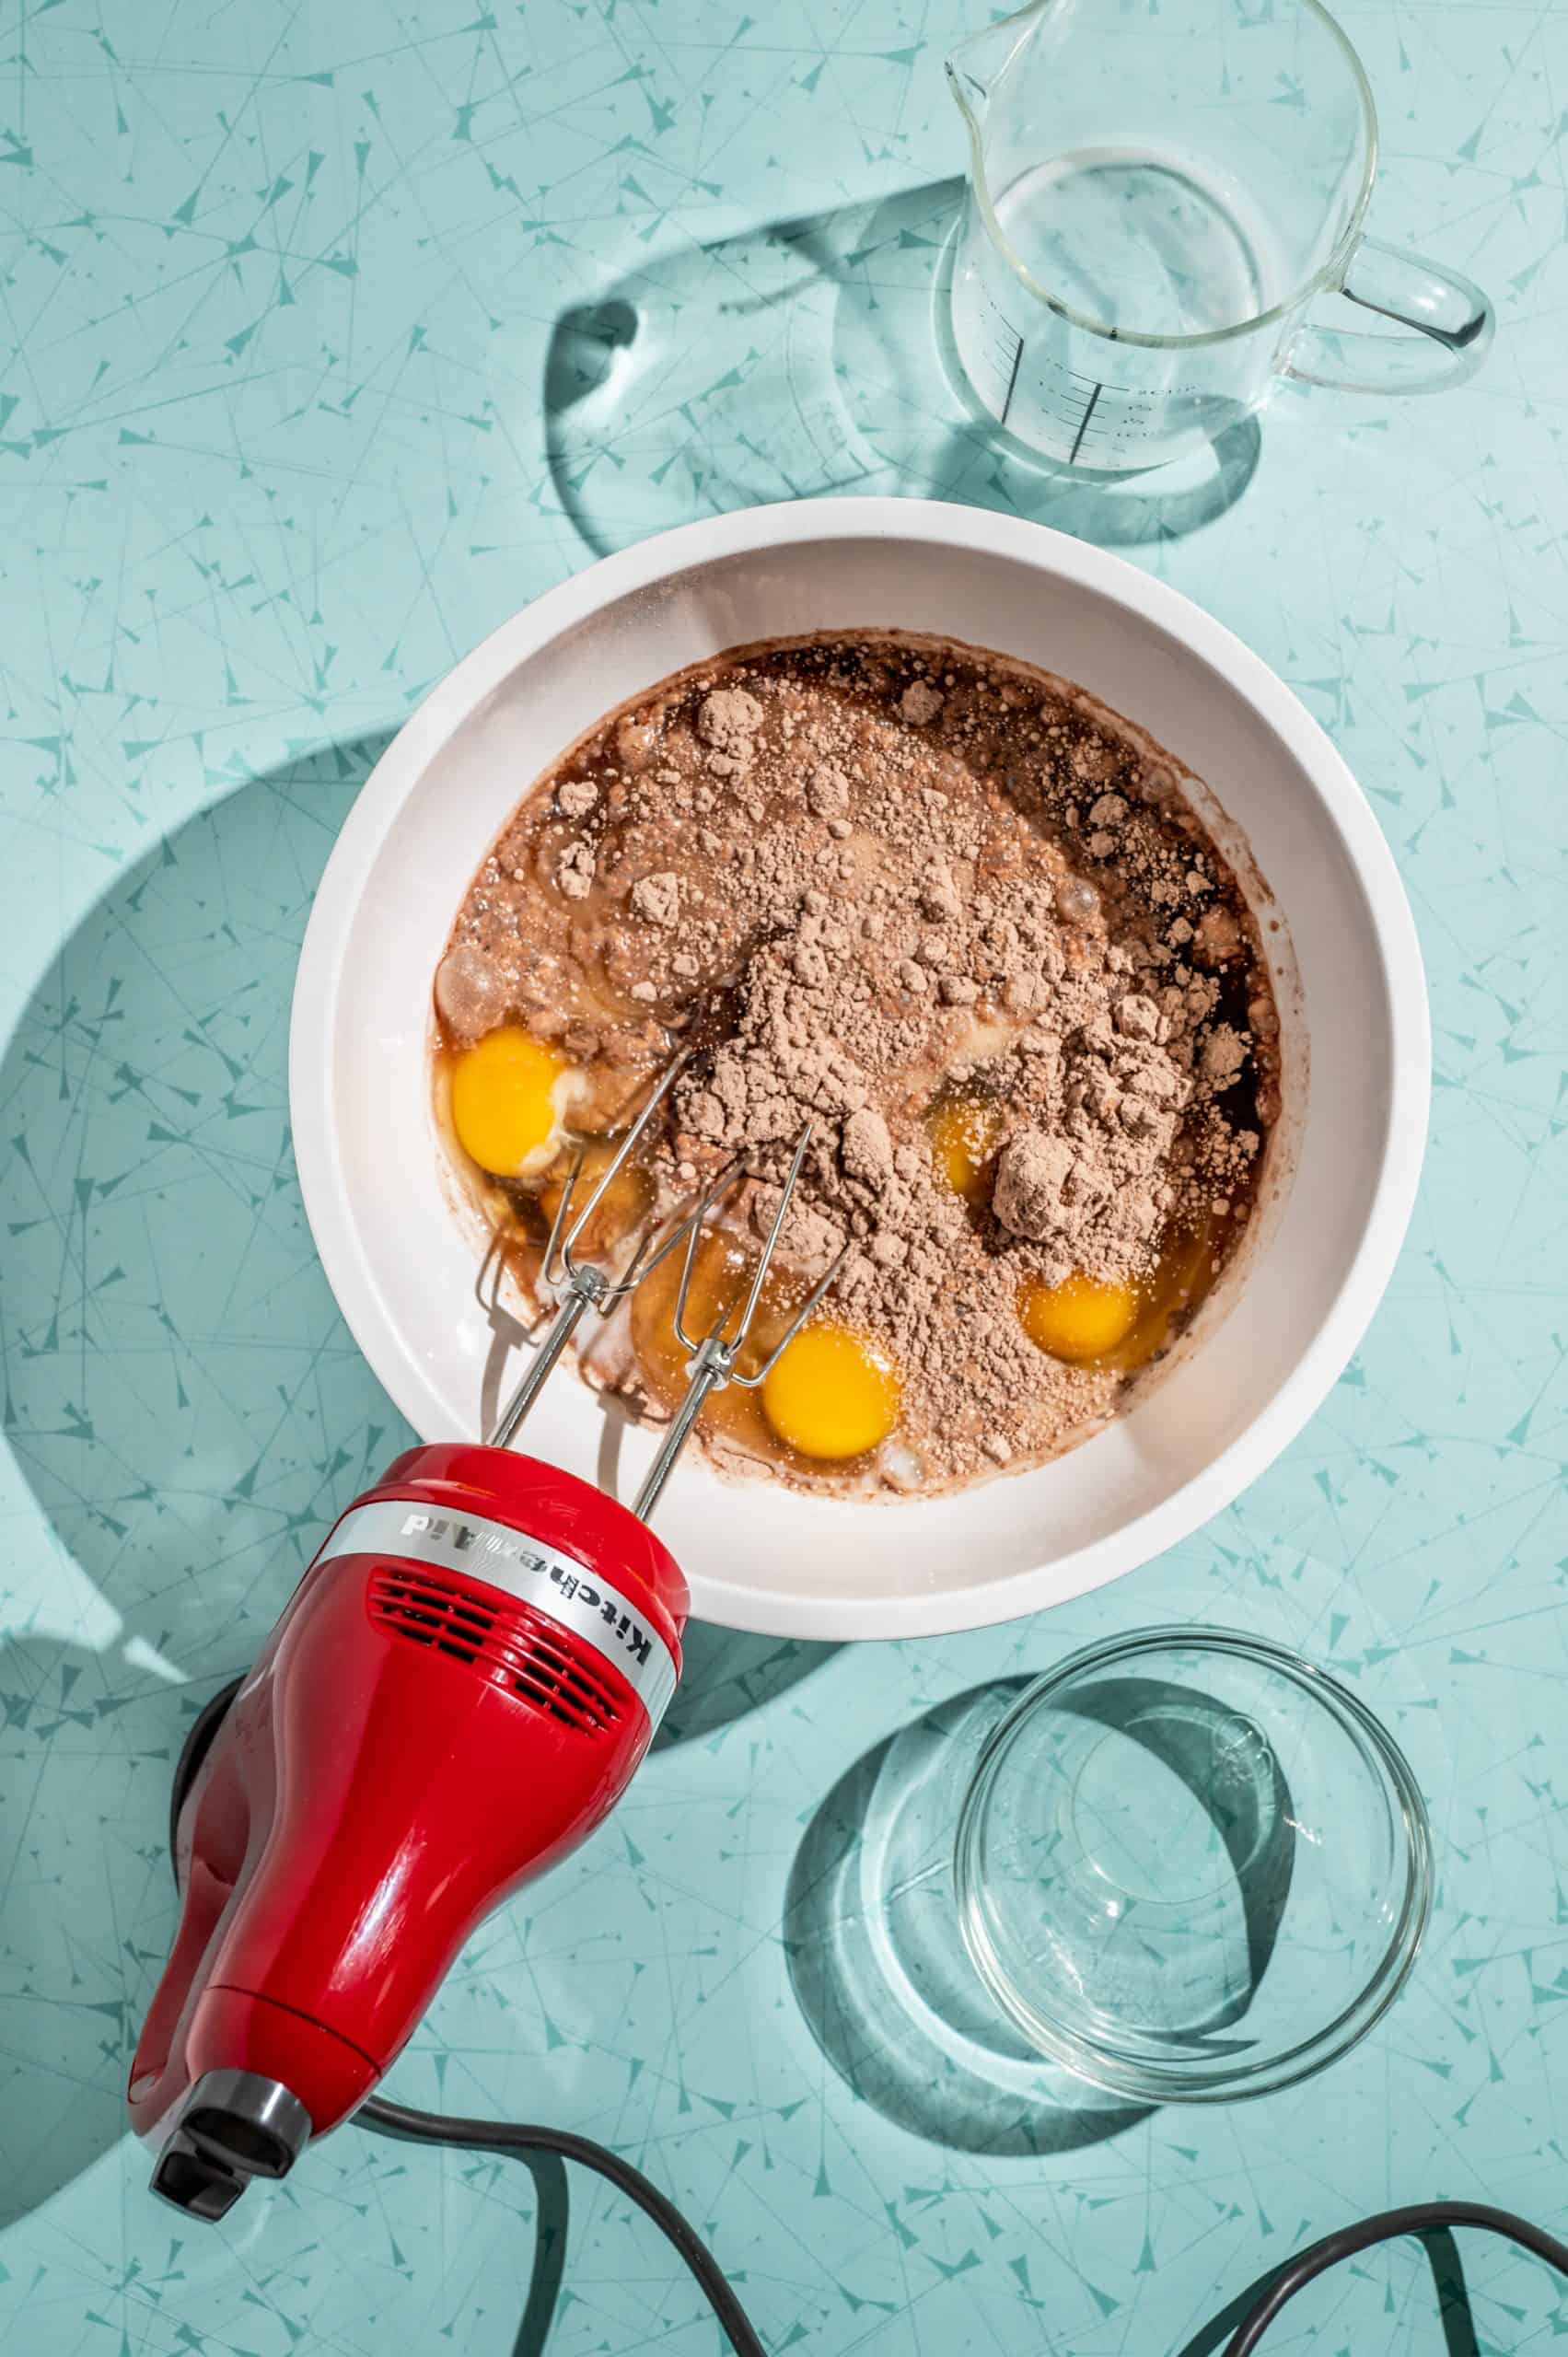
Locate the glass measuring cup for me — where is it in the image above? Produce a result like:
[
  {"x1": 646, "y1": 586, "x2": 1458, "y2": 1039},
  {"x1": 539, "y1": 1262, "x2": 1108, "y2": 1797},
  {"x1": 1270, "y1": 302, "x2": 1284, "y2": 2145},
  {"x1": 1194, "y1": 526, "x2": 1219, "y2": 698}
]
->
[{"x1": 947, "y1": 0, "x2": 1493, "y2": 473}]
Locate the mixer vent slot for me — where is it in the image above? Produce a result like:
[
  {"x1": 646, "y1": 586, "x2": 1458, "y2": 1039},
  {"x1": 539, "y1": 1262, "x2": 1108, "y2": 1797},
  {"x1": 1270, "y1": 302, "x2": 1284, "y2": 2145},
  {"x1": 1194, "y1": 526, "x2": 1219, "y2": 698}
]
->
[{"x1": 368, "y1": 1568, "x2": 622, "y2": 1736}]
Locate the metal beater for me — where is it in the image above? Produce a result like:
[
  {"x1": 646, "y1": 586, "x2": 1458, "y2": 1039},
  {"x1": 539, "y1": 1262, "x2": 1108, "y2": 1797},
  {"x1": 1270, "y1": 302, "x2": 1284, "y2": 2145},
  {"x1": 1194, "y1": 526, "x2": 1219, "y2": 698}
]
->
[
  {"x1": 487, "y1": 1048, "x2": 693, "y2": 1447},
  {"x1": 487, "y1": 1050, "x2": 842, "y2": 1518},
  {"x1": 632, "y1": 1124, "x2": 845, "y2": 1518}
]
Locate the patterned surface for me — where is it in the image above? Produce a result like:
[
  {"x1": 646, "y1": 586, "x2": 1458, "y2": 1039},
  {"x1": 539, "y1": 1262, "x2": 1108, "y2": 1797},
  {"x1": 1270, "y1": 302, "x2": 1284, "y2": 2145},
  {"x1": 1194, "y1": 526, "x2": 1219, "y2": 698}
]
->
[{"x1": 0, "y1": 2, "x2": 1563, "y2": 2350}]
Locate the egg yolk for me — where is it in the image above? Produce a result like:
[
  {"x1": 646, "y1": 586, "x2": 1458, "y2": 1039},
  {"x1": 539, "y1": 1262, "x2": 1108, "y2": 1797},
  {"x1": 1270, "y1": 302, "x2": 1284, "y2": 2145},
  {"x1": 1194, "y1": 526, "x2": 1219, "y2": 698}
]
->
[
  {"x1": 1018, "y1": 1271, "x2": 1142, "y2": 1364},
  {"x1": 761, "y1": 1324, "x2": 902, "y2": 1462},
  {"x1": 927, "y1": 1095, "x2": 1005, "y2": 1202},
  {"x1": 450, "y1": 1028, "x2": 569, "y2": 1177}
]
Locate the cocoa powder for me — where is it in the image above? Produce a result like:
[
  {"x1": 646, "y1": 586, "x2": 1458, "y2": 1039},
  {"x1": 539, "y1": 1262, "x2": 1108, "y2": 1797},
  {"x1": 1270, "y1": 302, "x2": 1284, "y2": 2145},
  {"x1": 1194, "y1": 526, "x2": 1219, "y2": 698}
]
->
[{"x1": 436, "y1": 632, "x2": 1280, "y2": 1494}]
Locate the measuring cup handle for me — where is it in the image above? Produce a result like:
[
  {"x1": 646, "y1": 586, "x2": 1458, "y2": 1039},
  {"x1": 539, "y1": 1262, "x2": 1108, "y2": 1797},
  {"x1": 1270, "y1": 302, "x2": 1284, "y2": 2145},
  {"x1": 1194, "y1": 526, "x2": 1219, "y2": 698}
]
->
[{"x1": 1282, "y1": 237, "x2": 1494, "y2": 396}]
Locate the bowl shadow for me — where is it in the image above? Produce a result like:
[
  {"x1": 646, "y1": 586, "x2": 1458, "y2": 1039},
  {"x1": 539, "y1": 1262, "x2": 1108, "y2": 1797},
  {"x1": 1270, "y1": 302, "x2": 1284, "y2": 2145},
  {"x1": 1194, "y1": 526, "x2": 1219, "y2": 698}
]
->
[{"x1": 0, "y1": 736, "x2": 401, "y2": 2226}]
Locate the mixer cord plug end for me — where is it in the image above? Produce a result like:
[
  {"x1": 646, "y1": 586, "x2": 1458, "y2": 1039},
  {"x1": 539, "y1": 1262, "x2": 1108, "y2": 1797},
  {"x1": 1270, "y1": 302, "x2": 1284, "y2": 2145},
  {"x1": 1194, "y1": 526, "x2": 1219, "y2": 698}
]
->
[{"x1": 359, "y1": 2096, "x2": 769, "y2": 2357}]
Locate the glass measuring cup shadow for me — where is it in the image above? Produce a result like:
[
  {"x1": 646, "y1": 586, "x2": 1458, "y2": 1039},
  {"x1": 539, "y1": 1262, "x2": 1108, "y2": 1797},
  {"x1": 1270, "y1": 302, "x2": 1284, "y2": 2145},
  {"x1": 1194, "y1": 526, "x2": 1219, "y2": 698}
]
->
[
  {"x1": 783, "y1": 1669, "x2": 1295, "y2": 2155},
  {"x1": 542, "y1": 180, "x2": 1259, "y2": 563}
]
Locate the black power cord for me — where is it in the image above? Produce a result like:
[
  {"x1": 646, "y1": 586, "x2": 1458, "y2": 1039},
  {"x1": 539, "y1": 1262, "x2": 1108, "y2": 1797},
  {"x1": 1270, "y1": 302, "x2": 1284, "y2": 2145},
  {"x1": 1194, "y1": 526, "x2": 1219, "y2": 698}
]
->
[
  {"x1": 360, "y1": 2096, "x2": 768, "y2": 2357},
  {"x1": 360, "y1": 2096, "x2": 1568, "y2": 2357},
  {"x1": 1222, "y1": 2203, "x2": 1568, "y2": 2356}
]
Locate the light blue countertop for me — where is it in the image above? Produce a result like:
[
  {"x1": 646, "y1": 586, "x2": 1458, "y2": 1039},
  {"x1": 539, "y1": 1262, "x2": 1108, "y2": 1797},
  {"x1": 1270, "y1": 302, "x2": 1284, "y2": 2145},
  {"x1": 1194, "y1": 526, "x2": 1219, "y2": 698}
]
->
[{"x1": 2, "y1": 3, "x2": 1563, "y2": 2351}]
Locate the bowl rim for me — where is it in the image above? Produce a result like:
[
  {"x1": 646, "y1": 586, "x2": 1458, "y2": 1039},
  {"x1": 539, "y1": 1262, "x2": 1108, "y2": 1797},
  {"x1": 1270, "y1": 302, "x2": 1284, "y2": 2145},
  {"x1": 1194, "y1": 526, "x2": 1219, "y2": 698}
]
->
[
  {"x1": 952, "y1": 1624, "x2": 1435, "y2": 2100},
  {"x1": 289, "y1": 495, "x2": 1430, "y2": 1640}
]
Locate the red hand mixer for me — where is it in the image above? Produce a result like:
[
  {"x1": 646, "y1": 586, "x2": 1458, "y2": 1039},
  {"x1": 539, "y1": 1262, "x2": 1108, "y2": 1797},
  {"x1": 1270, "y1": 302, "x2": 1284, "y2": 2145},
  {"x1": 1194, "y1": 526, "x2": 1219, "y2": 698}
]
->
[{"x1": 128, "y1": 1074, "x2": 840, "y2": 2225}]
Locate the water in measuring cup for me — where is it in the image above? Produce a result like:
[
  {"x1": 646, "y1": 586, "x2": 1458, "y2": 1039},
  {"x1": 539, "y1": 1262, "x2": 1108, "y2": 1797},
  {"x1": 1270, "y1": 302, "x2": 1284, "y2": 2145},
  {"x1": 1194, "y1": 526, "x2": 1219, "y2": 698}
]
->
[
  {"x1": 951, "y1": 145, "x2": 1282, "y2": 470},
  {"x1": 1005, "y1": 148, "x2": 1270, "y2": 335}
]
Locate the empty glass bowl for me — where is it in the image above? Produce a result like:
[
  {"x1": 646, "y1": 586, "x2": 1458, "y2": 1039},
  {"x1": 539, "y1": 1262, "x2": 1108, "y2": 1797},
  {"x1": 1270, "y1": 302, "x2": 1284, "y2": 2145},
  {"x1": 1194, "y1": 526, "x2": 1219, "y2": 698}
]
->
[{"x1": 955, "y1": 1627, "x2": 1432, "y2": 2103}]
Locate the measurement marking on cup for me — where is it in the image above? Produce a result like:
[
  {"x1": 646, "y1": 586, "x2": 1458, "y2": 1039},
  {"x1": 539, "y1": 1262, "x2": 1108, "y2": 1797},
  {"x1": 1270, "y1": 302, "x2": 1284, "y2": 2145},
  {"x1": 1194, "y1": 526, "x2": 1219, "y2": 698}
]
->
[
  {"x1": 998, "y1": 327, "x2": 1025, "y2": 427},
  {"x1": 1067, "y1": 382, "x2": 1105, "y2": 464}
]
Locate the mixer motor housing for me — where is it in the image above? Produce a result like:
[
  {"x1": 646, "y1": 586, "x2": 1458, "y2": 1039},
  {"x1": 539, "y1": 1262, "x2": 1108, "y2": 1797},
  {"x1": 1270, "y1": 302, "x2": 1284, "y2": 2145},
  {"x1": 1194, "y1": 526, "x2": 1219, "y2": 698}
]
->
[{"x1": 128, "y1": 1443, "x2": 688, "y2": 2219}]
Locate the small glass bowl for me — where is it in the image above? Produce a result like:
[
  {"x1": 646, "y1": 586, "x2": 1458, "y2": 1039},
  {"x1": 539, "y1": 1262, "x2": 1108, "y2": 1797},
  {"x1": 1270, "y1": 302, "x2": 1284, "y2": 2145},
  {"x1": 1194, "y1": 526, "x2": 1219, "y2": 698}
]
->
[{"x1": 955, "y1": 1627, "x2": 1432, "y2": 2103}]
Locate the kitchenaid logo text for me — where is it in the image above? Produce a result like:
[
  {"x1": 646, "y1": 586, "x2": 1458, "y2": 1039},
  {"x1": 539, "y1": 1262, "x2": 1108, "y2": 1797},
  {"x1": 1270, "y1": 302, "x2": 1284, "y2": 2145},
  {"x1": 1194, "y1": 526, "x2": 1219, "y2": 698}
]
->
[
  {"x1": 398, "y1": 1512, "x2": 654, "y2": 1668},
  {"x1": 315, "y1": 1497, "x2": 679, "y2": 1726}
]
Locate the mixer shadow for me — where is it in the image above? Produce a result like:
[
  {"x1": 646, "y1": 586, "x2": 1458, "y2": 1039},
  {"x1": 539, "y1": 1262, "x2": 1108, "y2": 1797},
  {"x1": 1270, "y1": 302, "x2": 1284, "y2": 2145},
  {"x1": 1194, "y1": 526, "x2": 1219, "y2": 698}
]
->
[
  {"x1": 542, "y1": 178, "x2": 1260, "y2": 560},
  {"x1": 0, "y1": 736, "x2": 404, "y2": 2225},
  {"x1": 784, "y1": 1670, "x2": 1298, "y2": 2156},
  {"x1": 653, "y1": 1620, "x2": 839, "y2": 1751}
]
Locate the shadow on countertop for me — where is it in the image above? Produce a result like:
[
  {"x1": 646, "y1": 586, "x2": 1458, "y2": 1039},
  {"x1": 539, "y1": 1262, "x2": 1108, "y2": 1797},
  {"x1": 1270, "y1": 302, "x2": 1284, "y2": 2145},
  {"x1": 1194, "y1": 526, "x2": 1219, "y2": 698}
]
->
[
  {"x1": 653, "y1": 1621, "x2": 839, "y2": 1751},
  {"x1": 783, "y1": 1678, "x2": 1152, "y2": 2159},
  {"x1": 543, "y1": 177, "x2": 1260, "y2": 561},
  {"x1": 0, "y1": 736, "x2": 395, "y2": 2229}
]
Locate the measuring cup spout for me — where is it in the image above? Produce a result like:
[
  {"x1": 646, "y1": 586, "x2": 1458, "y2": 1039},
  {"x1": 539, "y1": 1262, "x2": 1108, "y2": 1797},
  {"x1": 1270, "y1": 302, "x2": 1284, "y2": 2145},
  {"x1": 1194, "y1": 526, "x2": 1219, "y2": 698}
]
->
[
  {"x1": 945, "y1": 0, "x2": 1047, "y2": 127},
  {"x1": 944, "y1": 0, "x2": 1490, "y2": 474}
]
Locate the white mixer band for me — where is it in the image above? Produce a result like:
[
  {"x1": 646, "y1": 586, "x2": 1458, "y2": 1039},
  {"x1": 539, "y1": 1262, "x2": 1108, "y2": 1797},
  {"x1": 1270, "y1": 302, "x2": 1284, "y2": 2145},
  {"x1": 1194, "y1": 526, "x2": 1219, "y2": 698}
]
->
[{"x1": 317, "y1": 1497, "x2": 678, "y2": 1727}]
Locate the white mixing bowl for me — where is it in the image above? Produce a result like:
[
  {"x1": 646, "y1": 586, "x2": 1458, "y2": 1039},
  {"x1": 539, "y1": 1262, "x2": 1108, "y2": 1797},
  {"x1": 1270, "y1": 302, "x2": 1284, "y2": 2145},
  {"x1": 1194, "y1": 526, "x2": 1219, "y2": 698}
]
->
[{"x1": 290, "y1": 499, "x2": 1427, "y2": 1640}]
